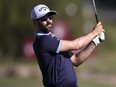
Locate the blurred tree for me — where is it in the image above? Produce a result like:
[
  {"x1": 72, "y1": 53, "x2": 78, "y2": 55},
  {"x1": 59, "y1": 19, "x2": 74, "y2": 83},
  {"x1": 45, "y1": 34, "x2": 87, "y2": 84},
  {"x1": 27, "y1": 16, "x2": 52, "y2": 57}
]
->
[
  {"x1": 0, "y1": 0, "x2": 37, "y2": 58},
  {"x1": 0, "y1": 0, "x2": 83, "y2": 59}
]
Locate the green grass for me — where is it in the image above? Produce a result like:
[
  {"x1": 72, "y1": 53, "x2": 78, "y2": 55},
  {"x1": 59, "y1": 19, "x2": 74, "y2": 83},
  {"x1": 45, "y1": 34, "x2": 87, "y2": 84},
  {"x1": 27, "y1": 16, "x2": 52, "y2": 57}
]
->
[
  {"x1": 0, "y1": 77, "x2": 43, "y2": 87},
  {"x1": 79, "y1": 80, "x2": 116, "y2": 87},
  {"x1": 0, "y1": 77, "x2": 115, "y2": 87},
  {"x1": 0, "y1": 50, "x2": 116, "y2": 87}
]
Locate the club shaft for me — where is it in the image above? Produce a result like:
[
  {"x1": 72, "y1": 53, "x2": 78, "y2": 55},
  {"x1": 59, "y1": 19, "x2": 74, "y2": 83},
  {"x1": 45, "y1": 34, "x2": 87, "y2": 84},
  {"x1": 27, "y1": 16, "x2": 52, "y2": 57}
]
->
[{"x1": 92, "y1": 0, "x2": 99, "y2": 23}]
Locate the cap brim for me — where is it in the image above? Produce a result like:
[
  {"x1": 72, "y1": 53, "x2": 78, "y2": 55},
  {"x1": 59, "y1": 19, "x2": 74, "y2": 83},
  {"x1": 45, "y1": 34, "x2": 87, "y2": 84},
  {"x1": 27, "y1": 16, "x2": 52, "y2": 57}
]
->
[
  {"x1": 41, "y1": 10, "x2": 57, "y2": 19},
  {"x1": 48, "y1": 10, "x2": 57, "y2": 15}
]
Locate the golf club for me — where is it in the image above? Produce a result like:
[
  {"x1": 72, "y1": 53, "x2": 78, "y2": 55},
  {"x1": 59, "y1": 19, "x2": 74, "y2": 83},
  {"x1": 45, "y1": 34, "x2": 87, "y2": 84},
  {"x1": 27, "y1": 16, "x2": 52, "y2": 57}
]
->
[
  {"x1": 92, "y1": 0, "x2": 105, "y2": 42},
  {"x1": 92, "y1": 0, "x2": 99, "y2": 23}
]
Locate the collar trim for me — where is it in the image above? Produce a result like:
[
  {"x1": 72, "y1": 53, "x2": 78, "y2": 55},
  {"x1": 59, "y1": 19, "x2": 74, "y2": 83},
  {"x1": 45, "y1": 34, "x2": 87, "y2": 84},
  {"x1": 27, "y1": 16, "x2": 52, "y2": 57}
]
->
[{"x1": 36, "y1": 32, "x2": 51, "y2": 36}]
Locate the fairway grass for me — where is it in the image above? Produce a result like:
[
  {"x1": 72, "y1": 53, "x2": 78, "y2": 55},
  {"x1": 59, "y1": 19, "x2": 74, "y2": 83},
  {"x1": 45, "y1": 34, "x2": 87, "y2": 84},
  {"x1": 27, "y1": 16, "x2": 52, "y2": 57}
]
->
[
  {"x1": 0, "y1": 51, "x2": 116, "y2": 87},
  {"x1": 0, "y1": 77, "x2": 115, "y2": 87}
]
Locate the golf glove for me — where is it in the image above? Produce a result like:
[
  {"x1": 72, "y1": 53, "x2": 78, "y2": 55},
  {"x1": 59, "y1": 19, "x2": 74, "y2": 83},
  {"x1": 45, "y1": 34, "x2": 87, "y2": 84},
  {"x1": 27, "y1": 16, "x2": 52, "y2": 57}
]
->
[
  {"x1": 99, "y1": 32, "x2": 105, "y2": 41},
  {"x1": 92, "y1": 32, "x2": 105, "y2": 46}
]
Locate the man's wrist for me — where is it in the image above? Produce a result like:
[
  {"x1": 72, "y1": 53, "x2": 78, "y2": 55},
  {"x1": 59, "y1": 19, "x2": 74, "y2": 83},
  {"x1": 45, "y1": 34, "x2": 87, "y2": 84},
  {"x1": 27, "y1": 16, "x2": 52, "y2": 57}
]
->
[
  {"x1": 92, "y1": 41, "x2": 97, "y2": 46},
  {"x1": 92, "y1": 35, "x2": 100, "y2": 46}
]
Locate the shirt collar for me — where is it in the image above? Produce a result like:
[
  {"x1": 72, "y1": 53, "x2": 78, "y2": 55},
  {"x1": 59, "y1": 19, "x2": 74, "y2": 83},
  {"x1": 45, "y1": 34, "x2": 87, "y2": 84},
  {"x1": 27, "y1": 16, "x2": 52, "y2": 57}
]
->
[{"x1": 36, "y1": 32, "x2": 51, "y2": 36}]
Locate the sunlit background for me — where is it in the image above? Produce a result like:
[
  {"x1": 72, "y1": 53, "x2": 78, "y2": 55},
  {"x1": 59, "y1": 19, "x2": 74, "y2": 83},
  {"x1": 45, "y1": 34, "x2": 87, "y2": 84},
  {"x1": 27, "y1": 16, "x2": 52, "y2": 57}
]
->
[{"x1": 0, "y1": 0, "x2": 116, "y2": 87}]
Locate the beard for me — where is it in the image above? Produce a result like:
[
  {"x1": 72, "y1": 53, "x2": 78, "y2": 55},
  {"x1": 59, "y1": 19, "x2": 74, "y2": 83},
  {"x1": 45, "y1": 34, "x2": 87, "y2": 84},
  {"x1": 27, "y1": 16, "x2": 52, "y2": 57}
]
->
[{"x1": 37, "y1": 21, "x2": 53, "y2": 33}]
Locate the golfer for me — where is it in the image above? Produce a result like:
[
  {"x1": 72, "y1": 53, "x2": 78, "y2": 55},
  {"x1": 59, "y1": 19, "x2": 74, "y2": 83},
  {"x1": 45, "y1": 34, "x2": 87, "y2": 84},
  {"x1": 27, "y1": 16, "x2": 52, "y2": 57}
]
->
[{"x1": 31, "y1": 4, "x2": 105, "y2": 87}]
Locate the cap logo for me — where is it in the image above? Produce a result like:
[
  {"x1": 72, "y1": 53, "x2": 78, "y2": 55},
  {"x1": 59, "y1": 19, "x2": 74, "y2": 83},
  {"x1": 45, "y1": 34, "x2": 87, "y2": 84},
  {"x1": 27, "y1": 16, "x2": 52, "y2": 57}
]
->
[{"x1": 39, "y1": 6, "x2": 49, "y2": 11}]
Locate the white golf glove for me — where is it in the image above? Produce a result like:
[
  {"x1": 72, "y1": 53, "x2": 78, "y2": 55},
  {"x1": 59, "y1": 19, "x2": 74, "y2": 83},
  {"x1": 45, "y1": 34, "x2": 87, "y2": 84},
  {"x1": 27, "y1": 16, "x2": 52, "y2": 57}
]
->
[
  {"x1": 99, "y1": 32, "x2": 105, "y2": 41},
  {"x1": 92, "y1": 32, "x2": 105, "y2": 46}
]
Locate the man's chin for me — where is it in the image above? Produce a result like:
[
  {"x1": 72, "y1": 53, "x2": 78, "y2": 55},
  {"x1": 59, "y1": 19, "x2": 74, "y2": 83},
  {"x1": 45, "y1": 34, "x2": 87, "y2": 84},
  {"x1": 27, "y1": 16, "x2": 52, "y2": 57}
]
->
[
  {"x1": 44, "y1": 28, "x2": 52, "y2": 33},
  {"x1": 47, "y1": 27, "x2": 52, "y2": 31}
]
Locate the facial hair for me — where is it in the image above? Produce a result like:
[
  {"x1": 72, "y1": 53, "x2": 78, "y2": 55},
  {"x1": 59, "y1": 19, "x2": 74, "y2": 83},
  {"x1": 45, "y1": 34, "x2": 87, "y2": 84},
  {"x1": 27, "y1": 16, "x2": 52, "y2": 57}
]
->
[{"x1": 37, "y1": 21, "x2": 53, "y2": 33}]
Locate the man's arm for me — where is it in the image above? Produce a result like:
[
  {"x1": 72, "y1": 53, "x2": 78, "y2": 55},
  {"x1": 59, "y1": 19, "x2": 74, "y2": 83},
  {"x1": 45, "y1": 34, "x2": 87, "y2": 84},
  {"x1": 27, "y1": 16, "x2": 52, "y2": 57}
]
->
[
  {"x1": 70, "y1": 31, "x2": 105, "y2": 67},
  {"x1": 59, "y1": 22, "x2": 104, "y2": 52},
  {"x1": 70, "y1": 42, "x2": 96, "y2": 67}
]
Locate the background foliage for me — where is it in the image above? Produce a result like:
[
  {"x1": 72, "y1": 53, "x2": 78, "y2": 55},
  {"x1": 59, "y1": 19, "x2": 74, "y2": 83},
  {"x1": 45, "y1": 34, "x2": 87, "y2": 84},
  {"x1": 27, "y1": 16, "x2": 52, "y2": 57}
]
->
[
  {"x1": 0, "y1": 0, "x2": 116, "y2": 87},
  {"x1": 0, "y1": 0, "x2": 83, "y2": 58}
]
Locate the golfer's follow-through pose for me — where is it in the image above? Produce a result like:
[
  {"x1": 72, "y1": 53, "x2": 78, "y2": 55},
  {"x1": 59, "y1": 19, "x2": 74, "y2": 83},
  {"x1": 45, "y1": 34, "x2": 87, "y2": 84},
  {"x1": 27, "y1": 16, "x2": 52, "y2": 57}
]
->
[{"x1": 31, "y1": 4, "x2": 105, "y2": 87}]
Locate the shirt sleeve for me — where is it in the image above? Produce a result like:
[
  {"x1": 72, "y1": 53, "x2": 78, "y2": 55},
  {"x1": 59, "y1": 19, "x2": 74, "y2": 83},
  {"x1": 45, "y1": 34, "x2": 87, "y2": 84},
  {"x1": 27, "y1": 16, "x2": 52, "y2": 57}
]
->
[
  {"x1": 60, "y1": 51, "x2": 73, "y2": 59},
  {"x1": 40, "y1": 35, "x2": 62, "y2": 53}
]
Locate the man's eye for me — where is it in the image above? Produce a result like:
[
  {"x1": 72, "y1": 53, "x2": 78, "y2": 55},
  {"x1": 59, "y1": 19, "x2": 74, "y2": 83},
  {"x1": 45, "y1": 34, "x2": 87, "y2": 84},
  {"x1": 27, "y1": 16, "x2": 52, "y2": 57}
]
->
[
  {"x1": 40, "y1": 18, "x2": 47, "y2": 21},
  {"x1": 48, "y1": 16, "x2": 53, "y2": 20},
  {"x1": 40, "y1": 16, "x2": 53, "y2": 22}
]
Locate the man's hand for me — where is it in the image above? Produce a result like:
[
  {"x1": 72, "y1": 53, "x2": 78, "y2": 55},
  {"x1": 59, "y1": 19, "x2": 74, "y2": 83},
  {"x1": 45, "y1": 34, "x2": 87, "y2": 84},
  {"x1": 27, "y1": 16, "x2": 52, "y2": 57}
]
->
[
  {"x1": 93, "y1": 22, "x2": 105, "y2": 36},
  {"x1": 92, "y1": 32, "x2": 105, "y2": 46}
]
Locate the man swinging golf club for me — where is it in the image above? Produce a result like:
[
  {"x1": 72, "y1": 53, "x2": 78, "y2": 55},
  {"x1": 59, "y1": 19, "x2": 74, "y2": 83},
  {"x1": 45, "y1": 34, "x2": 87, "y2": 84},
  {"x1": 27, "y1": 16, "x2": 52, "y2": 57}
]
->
[{"x1": 31, "y1": 4, "x2": 105, "y2": 87}]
